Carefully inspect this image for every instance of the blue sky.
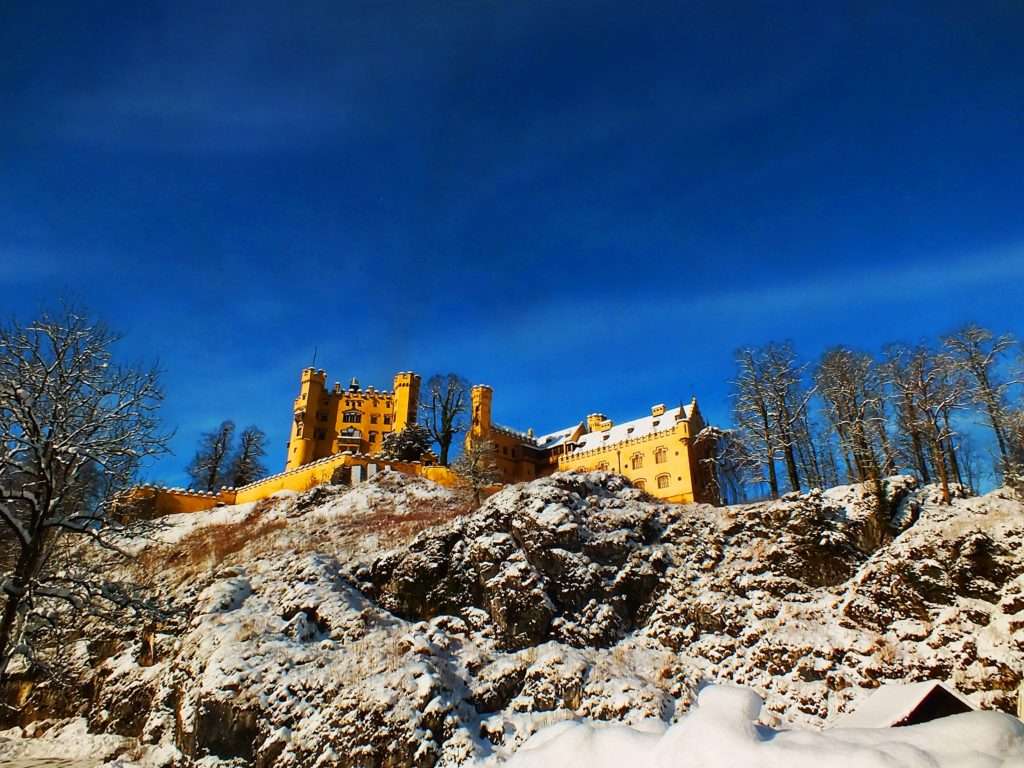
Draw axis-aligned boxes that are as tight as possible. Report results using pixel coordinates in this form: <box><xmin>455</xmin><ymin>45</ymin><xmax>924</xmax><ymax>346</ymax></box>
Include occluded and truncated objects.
<box><xmin>2</xmin><ymin>1</ymin><xmax>1023</xmax><ymax>485</ymax></box>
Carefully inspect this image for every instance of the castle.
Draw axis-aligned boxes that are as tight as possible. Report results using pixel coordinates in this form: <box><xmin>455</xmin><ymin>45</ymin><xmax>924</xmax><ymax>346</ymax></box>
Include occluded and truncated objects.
<box><xmin>282</xmin><ymin>369</ymin><xmax>716</xmax><ymax>504</ymax></box>
<box><xmin>129</xmin><ymin>367</ymin><xmax>716</xmax><ymax>516</ymax></box>
<box><xmin>285</xmin><ymin>368</ymin><xmax>421</xmax><ymax>470</ymax></box>
<box><xmin>465</xmin><ymin>385</ymin><xmax>716</xmax><ymax>504</ymax></box>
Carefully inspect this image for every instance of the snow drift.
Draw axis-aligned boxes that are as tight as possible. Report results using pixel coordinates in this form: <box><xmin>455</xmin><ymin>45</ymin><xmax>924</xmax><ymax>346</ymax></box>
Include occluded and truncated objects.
<box><xmin>498</xmin><ymin>685</ymin><xmax>1024</xmax><ymax>768</ymax></box>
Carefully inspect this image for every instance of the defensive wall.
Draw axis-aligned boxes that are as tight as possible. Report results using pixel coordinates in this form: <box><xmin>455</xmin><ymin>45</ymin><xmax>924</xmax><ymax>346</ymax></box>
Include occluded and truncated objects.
<box><xmin>125</xmin><ymin>451</ymin><xmax>458</xmax><ymax>517</ymax></box>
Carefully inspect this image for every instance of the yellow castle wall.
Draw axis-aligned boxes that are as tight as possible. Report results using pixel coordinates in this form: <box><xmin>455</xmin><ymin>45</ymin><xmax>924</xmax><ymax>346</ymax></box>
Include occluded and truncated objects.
<box><xmin>286</xmin><ymin>369</ymin><xmax>420</xmax><ymax>471</ymax></box>
<box><xmin>470</xmin><ymin>383</ymin><xmax>716</xmax><ymax>504</ymax></box>
<box><xmin>133</xmin><ymin>452</ymin><xmax>459</xmax><ymax>517</ymax></box>
<box><xmin>556</xmin><ymin>421</ymin><xmax>698</xmax><ymax>502</ymax></box>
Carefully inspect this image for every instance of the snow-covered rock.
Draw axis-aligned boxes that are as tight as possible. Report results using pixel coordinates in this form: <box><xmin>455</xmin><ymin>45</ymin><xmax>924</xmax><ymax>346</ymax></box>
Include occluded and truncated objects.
<box><xmin>2</xmin><ymin>470</ymin><xmax>1023</xmax><ymax>767</ymax></box>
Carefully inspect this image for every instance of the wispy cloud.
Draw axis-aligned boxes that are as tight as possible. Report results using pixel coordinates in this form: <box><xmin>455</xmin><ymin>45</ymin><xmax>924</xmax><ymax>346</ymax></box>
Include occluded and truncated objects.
<box><xmin>431</xmin><ymin>244</ymin><xmax>1024</xmax><ymax>364</ymax></box>
<box><xmin>687</xmin><ymin>244</ymin><xmax>1024</xmax><ymax>318</ymax></box>
<box><xmin>0</xmin><ymin>251</ymin><xmax>63</xmax><ymax>284</ymax></box>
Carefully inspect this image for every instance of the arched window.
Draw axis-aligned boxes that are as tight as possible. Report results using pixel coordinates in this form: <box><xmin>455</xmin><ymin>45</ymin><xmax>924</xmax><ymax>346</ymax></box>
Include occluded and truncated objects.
<box><xmin>343</xmin><ymin>410</ymin><xmax>361</xmax><ymax>423</ymax></box>
<box><xmin>655</xmin><ymin>446</ymin><xmax>668</xmax><ymax>464</ymax></box>
<box><xmin>657</xmin><ymin>474</ymin><xmax>670</xmax><ymax>489</ymax></box>
<box><xmin>635</xmin><ymin>479</ymin><xmax>646</xmax><ymax>491</ymax></box>
<box><xmin>596</xmin><ymin>461</ymin><xmax>609</xmax><ymax>471</ymax></box>
<box><xmin>631</xmin><ymin>453</ymin><xmax>643</xmax><ymax>470</ymax></box>
<box><xmin>340</xmin><ymin>427</ymin><xmax>361</xmax><ymax>438</ymax></box>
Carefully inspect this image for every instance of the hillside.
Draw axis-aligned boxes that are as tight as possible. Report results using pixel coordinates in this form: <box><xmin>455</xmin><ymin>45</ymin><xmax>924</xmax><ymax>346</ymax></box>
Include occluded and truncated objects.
<box><xmin>1</xmin><ymin>470</ymin><xmax>1023</xmax><ymax>767</ymax></box>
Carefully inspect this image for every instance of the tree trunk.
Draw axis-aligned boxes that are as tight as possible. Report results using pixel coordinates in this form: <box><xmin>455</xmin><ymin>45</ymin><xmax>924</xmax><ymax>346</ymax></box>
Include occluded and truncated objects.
<box><xmin>911</xmin><ymin>429</ymin><xmax>930</xmax><ymax>483</ymax></box>
<box><xmin>841</xmin><ymin>447</ymin><xmax>855</xmax><ymax>484</ymax></box>
<box><xmin>942</xmin><ymin>410</ymin><xmax>962</xmax><ymax>488</ymax></box>
<box><xmin>781</xmin><ymin>438</ymin><xmax>800</xmax><ymax>493</ymax></box>
<box><xmin>0</xmin><ymin>539</ymin><xmax>43</xmax><ymax>684</ymax></box>
<box><xmin>946</xmin><ymin>435</ymin><xmax>963</xmax><ymax>487</ymax></box>
<box><xmin>875</xmin><ymin>422</ymin><xmax>896</xmax><ymax>476</ymax></box>
<box><xmin>978</xmin><ymin>372</ymin><xmax>1009</xmax><ymax>463</ymax></box>
<box><xmin>758</xmin><ymin>406</ymin><xmax>778</xmax><ymax>498</ymax></box>
<box><xmin>930</xmin><ymin>436</ymin><xmax>951</xmax><ymax>504</ymax></box>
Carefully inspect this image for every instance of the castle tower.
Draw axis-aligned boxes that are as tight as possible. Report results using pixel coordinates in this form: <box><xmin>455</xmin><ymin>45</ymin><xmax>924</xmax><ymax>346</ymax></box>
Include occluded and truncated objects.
<box><xmin>285</xmin><ymin>367</ymin><xmax>326</xmax><ymax>471</ymax></box>
<box><xmin>392</xmin><ymin>372</ymin><xmax>421</xmax><ymax>432</ymax></box>
<box><xmin>470</xmin><ymin>384</ymin><xmax>493</xmax><ymax>439</ymax></box>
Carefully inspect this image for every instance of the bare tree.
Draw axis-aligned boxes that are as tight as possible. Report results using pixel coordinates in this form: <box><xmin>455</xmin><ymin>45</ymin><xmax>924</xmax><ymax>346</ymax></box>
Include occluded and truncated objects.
<box><xmin>694</xmin><ymin>426</ymin><xmax>754</xmax><ymax>505</ymax></box>
<box><xmin>943</xmin><ymin>325</ymin><xmax>1019</xmax><ymax>475</ymax></box>
<box><xmin>957</xmin><ymin>433</ymin><xmax>984</xmax><ymax>494</ymax></box>
<box><xmin>452</xmin><ymin>439</ymin><xmax>500</xmax><ymax>506</ymax></box>
<box><xmin>228</xmin><ymin>426</ymin><xmax>267</xmax><ymax>487</ymax></box>
<box><xmin>186</xmin><ymin>420</ymin><xmax>235</xmax><ymax>491</ymax></box>
<box><xmin>0</xmin><ymin>309</ymin><xmax>169</xmax><ymax>684</ymax></box>
<box><xmin>1005</xmin><ymin>409</ymin><xmax>1024</xmax><ymax>497</ymax></box>
<box><xmin>815</xmin><ymin>347</ymin><xmax>891</xmax><ymax>505</ymax></box>
<box><xmin>883</xmin><ymin>345</ymin><xmax>933</xmax><ymax>483</ymax></box>
<box><xmin>761</xmin><ymin>343</ymin><xmax>817</xmax><ymax>492</ymax></box>
<box><xmin>420</xmin><ymin>374</ymin><xmax>469</xmax><ymax>466</ymax></box>
<box><xmin>900</xmin><ymin>346</ymin><xmax>968</xmax><ymax>504</ymax></box>
<box><xmin>732</xmin><ymin>348</ymin><xmax>780</xmax><ymax>498</ymax></box>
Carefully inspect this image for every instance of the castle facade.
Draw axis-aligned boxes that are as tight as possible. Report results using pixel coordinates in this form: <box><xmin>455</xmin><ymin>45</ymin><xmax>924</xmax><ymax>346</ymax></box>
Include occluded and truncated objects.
<box><xmin>466</xmin><ymin>385</ymin><xmax>716</xmax><ymax>504</ymax></box>
<box><xmin>285</xmin><ymin>368</ymin><xmax>420</xmax><ymax>470</ymax></box>
<box><xmin>281</xmin><ymin>368</ymin><xmax>716</xmax><ymax>504</ymax></box>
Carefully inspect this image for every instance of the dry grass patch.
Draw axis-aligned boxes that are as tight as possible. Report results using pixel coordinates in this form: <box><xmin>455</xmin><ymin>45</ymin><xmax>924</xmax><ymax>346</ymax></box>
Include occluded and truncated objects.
<box><xmin>136</xmin><ymin>509</ymin><xmax>288</xmax><ymax>584</ymax></box>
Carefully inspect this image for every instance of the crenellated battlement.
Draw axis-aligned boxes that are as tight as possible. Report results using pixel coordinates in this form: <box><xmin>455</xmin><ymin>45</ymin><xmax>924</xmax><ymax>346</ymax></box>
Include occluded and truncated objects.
<box><xmin>126</xmin><ymin>448</ymin><xmax>457</xmax><ymax>517</ymax></box>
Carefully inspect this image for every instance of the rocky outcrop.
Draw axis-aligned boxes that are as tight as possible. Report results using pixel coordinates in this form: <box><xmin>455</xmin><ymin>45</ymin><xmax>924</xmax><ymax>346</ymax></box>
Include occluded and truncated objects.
<box><xmin>361</xmin><ymin>474</ymin><xmax>667</xmax><ymax>649</ymax></box>
<box><xmin>3</xmin><ymin>471</ymin><xmax>1022</xmax><ymax>766</ymax></box>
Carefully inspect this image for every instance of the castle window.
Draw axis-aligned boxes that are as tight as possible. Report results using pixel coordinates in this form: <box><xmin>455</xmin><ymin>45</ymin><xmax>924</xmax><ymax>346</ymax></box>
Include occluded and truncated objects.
<box><xmin>655</xmin><ymin>447</ymin><xmax>668</xmax><ymax>464</ymax></box>
<box><xmin>315</xmin><ymin>428</ymin><xmax>326</xmax><ymax>440</ymax></box>
<box><xmin>635</xmin><ymin>479</ymin><xmax>646</xmax><ymax>491</ymax></box>
<box><xmin>317</xmin><ymin>411</ymin><xmax>327</xmax><ymax>422</ymax></box>
<box><xmin>597</xmin><ymin>461</ymin><xmax>609</xmax><ymax>471</ymax></box>
<box><xmin>340</xmin><ymin>427</ymin><xmax>361</xmax><ymax>438</ymax></box>
<box><xmin>657</xmin><ymin>474</ymin><xmax>670</xmax><ymax>489</ymax></box>
<box><xmin>343</xmin><ymin>410</ymin><xmax>361</xmax><ymax>423</ymax></box>
<box><xmin>369</xmin><ymin>431</ymin><xmax>378</xmax><ymax>442</ymax></box>
<box><xmin>384</xmin><ymin>415</ymin><xmax>392</xmax><ymax>424</ymax></box>
<box><xmin>631</xmin><ymin>454</ymin><xmax>643</xmax><ymax>470</ymax></box>
<box><xmin>371</xmin><ymin>415</ymin><xmax>378</xmax><ymax>424</ymax></box>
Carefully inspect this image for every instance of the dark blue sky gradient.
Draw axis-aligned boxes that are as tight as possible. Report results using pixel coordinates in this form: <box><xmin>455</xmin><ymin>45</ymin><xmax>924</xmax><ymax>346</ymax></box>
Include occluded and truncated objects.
<box><xmin>2</xmin><ymin>2</ymin><xmax>1023</xmax><ymax>484</ymax></box>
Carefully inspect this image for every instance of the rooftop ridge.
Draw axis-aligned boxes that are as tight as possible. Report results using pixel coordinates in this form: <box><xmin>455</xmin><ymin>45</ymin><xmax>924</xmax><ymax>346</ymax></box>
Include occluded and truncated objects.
<box><xmin>563</xmin><ymin>423</ymin><xmax>684</xmax><ymax>460</ymax></box>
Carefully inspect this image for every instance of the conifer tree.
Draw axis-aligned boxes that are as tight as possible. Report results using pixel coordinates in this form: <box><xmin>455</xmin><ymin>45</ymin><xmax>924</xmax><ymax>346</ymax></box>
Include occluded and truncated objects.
<box><xmin>380</xmin><ymin>423</ymin><xmax>432</xmax><ymax>462</ymax></box>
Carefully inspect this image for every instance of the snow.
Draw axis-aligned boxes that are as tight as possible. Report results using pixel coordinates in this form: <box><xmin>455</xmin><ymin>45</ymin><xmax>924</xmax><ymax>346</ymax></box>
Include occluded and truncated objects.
<box><xmin>151</xmin><ymin>501</ymin><xmax>261</xmax><ymax>546</ymax></box>
<box><xmin>831</xmin><ymin>680</ymin><xmax>975</xmax><ymax>729</ymax></box>
<box><xmin>4</xmin><ymin>473</ymin><xmax>1024</xmax><ymax>767</ymax></box>
<box><xmin>482</xmin><ymin>684</ymin><xmax>1024</xmax><ymax>768</ymax></box>
<box><xmin>567</xmin><ymin>406</ymin><xmax>690</xmax><ymax>454</ymax></box>
<box><xmin>531</xmin><ymin>425</ymin><xmax>584</xmax><ymax>450</ymax></box>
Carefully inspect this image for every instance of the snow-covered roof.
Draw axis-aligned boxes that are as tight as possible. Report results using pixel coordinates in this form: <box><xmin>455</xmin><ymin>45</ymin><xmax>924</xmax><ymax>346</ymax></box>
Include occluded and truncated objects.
<box><xmin>566</xmin><ymin>405</ymin><xmax>691</xmax><ymax>454</ymax></box>
<box><xmin>832</xmin><ymin>681</ymin><xmax>975</xmax><ymax>729</ymax></box>
<box><xmin>532</xmin><ymin>424</ymin><xmax>583</xmax><ymax>450</ymax></box>
<box><xmin>493</xmin><ymin>423</ymin><xmax>533</xmax><ymax>441</ymax></box>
